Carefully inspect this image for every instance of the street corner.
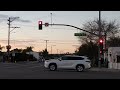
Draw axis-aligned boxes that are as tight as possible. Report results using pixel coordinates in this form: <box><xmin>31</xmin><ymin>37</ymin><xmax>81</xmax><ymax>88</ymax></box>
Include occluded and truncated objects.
<box><xmin>89</xmin><ymin>67</ymin><xmax>120</xmax><ymax>72</ymax></box>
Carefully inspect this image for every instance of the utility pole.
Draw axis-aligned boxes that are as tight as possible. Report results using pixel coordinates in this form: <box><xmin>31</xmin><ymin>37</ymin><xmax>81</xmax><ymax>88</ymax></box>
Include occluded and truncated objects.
<box><xmin>104</xmin><ymin>31</ymin><xmax>107</xmax><ymax>67</ymax></box>
<box><xmin>7</xmin><ymin>17</ymin><xmax>10</xmax><ymax>61</ymax></box>
<box><xmin>98</xmin><ymin>11</ymin><xmax>101</xmax><ymax>68</ymax></box>
<box><xmin>44</xmin><ymin>40</ymin><xmax>49</xmax><ymax>52</ymax></box>
<box><xmin>51</xmin><ymin>45</ymin><xmax>56</xmax><ymax>54</ymax></box>
<box><xmin>57</xmin><ymin>49</ymin><xmax>59</xmax><ymax>54</ymax></box>
<box><xmin>7</xmin><ymin>17</ymin><xmax>19</xmax><ymax>62</ymax></box>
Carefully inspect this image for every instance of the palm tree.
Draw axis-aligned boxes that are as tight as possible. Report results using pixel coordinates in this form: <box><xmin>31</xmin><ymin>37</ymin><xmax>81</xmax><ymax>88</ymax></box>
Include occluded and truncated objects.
<box><xmin>0</xmin><ymin>45</ymin><xmax>5</xmax><ymax>52</ymax></box>
<box><xmin>11</xmin><ymin>48</ymin><xmax>23</xmax><ymax>53</ymax></box>
<box><xmin>26</xmin><ymin>46</ymin><xmax>34</xmax><ymax>52</ymax></box>
<box><xmin>22</xmin><ymin>46</ymin><xmax>34</xmax><ymax>53</ymax></box>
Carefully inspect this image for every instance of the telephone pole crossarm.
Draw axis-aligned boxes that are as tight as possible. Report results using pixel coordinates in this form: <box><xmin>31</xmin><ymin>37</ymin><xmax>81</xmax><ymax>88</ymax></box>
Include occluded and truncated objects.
<box><xmin>10</xmin><ymin>27</ymin><xmax>20</xmax><ymax>32</ymax></box>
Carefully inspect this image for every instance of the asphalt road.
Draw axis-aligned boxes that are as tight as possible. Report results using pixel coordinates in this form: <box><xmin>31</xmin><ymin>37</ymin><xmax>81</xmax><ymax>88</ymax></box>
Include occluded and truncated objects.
<box><xmin>0</xmin><ymin>61</ymin><xmax>120</xmax><ymax>79</ymax></box>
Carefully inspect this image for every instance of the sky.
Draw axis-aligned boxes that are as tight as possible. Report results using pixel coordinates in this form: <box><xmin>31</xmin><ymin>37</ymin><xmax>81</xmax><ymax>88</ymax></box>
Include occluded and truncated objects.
<box><xmin>0</xmin><ymin>11</ymin><xmax>120</xmax><ymax>54</ymax></box>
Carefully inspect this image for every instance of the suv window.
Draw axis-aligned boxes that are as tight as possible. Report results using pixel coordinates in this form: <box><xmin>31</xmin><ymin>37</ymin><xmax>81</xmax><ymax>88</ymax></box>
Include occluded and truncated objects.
<box><xmin>61</xmin><ymin>56</ymin><xmax>84</xmax><ymax>60</ymax></box>
<box><xmin>62</xmin><ymin>56</ymin><xmax>68</xmax><ymax>60</ymax></box>
<box><xmin>73</xmin><ymin>57</ymin><xmax>84</xmax><ymax>60</ymax></box>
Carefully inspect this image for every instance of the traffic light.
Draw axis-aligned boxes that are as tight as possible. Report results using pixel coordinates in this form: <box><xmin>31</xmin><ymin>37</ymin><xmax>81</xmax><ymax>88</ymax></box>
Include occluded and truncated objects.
<box><xmin>99</xmin><ymin>38</ymin><xmax>103</xmax><ymax>54</ymax></box>
<box><xmin>38</xmin><ymin>21</ymin><xmax>42</xmax><ymax>30</ymax></box>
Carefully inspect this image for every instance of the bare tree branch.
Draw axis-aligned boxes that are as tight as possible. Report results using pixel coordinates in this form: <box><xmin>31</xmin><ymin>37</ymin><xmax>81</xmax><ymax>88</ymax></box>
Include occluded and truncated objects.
<box><xmin>78</xmin><ymin>18</ymin><xmax>120</xmax><ymax>44</ymax></box>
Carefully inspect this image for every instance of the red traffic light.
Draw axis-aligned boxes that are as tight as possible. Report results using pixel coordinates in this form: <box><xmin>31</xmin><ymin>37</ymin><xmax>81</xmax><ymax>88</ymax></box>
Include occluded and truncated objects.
<box><xmin>100</xmin><ymin>50</ymin><xmax>102</xmax><ymax>54</ymax></box>
<box><xmin>38</xmin><ymin>21</ymin><xmax>42</xmax><ymax>25</ymax></box>
<box><xmin>99</xmin><ymin>39</ymin><xmax>103</xmax><ymax>43</ymax></box>
<box><xmin>38</xmin><ymin>21</ymin><xmax>42</xmax><ymax>30</ymax></box>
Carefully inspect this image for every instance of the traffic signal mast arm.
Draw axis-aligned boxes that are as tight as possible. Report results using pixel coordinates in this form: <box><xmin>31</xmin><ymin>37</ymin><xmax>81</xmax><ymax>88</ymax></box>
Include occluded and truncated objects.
<box><xmin>43</xmin><ymin>23</ymin><xmax>99</xmax><ymax>37</ymax></box>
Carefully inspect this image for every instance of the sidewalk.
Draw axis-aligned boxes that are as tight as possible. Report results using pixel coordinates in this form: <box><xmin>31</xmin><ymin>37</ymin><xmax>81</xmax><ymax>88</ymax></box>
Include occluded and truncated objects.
<box><xmin>89</xmin><ymin>67</ymin><xmax>120</xmax><ymax>72</ymax></box>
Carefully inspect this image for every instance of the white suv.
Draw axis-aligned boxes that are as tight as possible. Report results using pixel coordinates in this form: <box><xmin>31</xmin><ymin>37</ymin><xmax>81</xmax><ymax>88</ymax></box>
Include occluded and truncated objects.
<box><xmin>44</xmin><ymin>55</ymin><xmax>91</xmax><ymax>72</ymax></box>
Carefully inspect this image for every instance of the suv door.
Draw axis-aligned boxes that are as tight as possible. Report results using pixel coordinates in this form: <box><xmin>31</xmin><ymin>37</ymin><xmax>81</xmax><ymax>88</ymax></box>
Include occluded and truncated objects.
<box><xmin>58</xmin><ymin>56</ymin><xmax>73</xmax><ymax>68</ymax></box>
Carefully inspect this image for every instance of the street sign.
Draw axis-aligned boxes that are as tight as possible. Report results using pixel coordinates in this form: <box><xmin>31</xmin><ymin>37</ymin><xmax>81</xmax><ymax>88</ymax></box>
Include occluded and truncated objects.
<box><xmin>45</xmin><ymin>23</ymin><xmax>49</xmax><ymax>27</ymax></box>
<box><xmin>74</xmin><ymin>33</ymin><xmax>87</xmax><ymax>36</ymax></box>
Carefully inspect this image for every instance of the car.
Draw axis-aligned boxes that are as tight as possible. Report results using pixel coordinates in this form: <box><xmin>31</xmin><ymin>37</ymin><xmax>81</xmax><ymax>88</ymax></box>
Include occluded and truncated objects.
<box><xmin>44</xmin><ymin>55</ymin><xmax>91</xmax><ymax>72</ymax></box>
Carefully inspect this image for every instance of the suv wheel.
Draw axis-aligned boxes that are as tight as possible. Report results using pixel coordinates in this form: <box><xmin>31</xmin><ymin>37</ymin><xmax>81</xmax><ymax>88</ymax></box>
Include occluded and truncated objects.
<box><xmin>76</xmin><ymin>65</ymin><xmax>84</xmax><ymax>72</ymax></box>
<box><xmin>49</xmin><ymin>64</ymin><xmax>57</xmax><ymax>71</ymax></box>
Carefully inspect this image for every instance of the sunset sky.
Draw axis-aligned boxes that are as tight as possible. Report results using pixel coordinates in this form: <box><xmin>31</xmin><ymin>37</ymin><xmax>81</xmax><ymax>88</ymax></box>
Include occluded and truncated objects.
<box><xmin>0</xmin><ymin>11</ymin><xmax>120</xmax><ymax>54</ymax></box>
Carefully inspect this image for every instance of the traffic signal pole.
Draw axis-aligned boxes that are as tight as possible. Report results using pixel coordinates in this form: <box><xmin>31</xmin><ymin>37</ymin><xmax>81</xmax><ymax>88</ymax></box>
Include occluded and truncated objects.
<box><xmin>42</xmin><ymin>14</ymin><xmax>102</xmax><ymax>68</ymax></box>
<box><xmin>104</xmin><ymin>32</ymin><xmax>107</xmax><ymax>67</ymax></box>
<box><xmin>43</xmin><ymin>23</ymin><xmax>99</xmax><ymax>36</ymax></box>
<box><xmin>98</xmin><ymin>11</ymin><xmax>101</xmax><ymax>68</ymax></box>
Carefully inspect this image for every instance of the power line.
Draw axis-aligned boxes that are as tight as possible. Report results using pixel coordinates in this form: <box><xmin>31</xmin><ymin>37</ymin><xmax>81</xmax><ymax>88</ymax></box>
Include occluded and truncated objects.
<box><xmin>0</xmin><ymin>39</ymin><xmax>80</xmax><ymax>45</ymax></box>
<box><xmin>48</xmin><ymin>41</ymin><xmax>80</xmax><ymax>44</ymax></box>
<box><xmin>38</xmin><ymin>41</ymin><xmax>80</xmax><ymax>45</ymax></box>
<box><xmin>39</xmin><ymin>39</ymin><xmax>79</xmax><ymax>42</ymax></box>
<box><xmin>46</xmin><ymin>39</ymin><xmax>79</xmax><ymax>42</ymax></box>
<box><xmin>39</xmin><ymin>39</ymin><xmax>80</xmax><ymax>43</ymax></box>
<box><xmin>12</xmin><ymin>23</ymin><xmax>36</xmax><ymax>27</ymax></box>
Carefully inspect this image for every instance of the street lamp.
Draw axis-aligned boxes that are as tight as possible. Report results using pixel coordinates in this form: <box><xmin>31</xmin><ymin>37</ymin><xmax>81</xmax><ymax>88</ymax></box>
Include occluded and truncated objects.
<box><xmin>51</xmin><ymin>45</ymin><xmax>56</xmax><ymax>54</ymax></box>
<box><xmin>98</xmin><ymin>11</ymin><xmax>102</xmax><ymax>68</ymax></box>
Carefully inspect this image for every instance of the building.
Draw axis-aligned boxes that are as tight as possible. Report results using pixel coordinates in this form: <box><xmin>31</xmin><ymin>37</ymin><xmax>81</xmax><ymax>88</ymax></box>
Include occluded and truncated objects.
<box><xmin>26</xmin><ymin>51</ymin><xmax>40</xmax><ymax>60</ymax></box>
<box><xmin>108</xmin><ymin>47</ymin><xmax>120</xmax><ymax>69</ymax></box>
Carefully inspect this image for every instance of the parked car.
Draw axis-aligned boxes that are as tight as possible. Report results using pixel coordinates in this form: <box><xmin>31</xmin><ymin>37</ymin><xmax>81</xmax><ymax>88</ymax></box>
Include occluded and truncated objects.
<box><xmin>44</xmin><ymin>55</ymin><xmax>91</xmax><ymax>72</ymax></box>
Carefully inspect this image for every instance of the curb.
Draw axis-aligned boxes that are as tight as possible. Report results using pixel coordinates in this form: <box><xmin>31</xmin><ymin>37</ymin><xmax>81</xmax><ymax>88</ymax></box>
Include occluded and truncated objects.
<box><xmin>89</xmin><ymin>68</ymin><xmax>120</xmax><ymax>72</ymax></box>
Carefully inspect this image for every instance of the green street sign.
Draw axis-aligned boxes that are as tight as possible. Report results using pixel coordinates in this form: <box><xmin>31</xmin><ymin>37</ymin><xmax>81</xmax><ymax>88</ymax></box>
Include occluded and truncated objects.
<box><xmin>74</xmin><ymin>33</ymin><xmax>87</xmax><ymax>36</ymax></box>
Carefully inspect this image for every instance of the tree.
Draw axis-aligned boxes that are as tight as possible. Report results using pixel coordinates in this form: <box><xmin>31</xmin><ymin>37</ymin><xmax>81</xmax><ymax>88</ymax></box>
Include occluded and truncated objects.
<box><xmin>75</xmin><ymin>41</ymin><xmax>98</xmax><ymax>66</ymax></box>
<box><xmin>11</xmin><ymin>48</ymin><xmax>23</xmax><ymax>53</ymax></box>
<box><xmin>22</xmin><ymin>46</ymin><xmax>34</xmax><ymax>53</ymax></box>
<box><xmin>0</xmin><ymin>45</ymin><xmax>5</xmax><ymax>52</ymax></box>
<box><xmin>75</xmin><ymin>19</ymin><xmax>119</xmax><ymax>67</ymax></box>
<box><xmin>0</xmin><ymin>45</ymin><xmax>5</xmax><ymax>56</ymax></box>
<box><xmin>78</xmin><ymin>19</ymin><xmax>120</xmax><ymax>43</ymax></box>
<box><xmin>107</xmin><ymin>36</ymin><xmax>120</xmax><ymax>47</ymax></box>
<box><xmin>42</xmin><ymin>49</ymin><xmax>49</xmax><ymax>59</ymax></box>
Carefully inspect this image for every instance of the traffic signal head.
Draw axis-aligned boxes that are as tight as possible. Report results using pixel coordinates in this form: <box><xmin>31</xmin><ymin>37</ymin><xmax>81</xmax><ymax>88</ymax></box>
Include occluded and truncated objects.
<box><xmin>38</xmin><ymin>21</ymin><xmax>42</xmax><ymax>30</ymax></box>
<box><xmin>99</xmin><ymin>39</ymin><xmax>103</xmax><ymax>43</ymax></box>
<box><xmin>100</xmin><ymin>50</ymin><xmax>103</xmax><ymax>54</ymax></box>
<box><xmin>99</xmin><ymin>38</ymin><xmax>104</xmax><ymax>54</ymax></box>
